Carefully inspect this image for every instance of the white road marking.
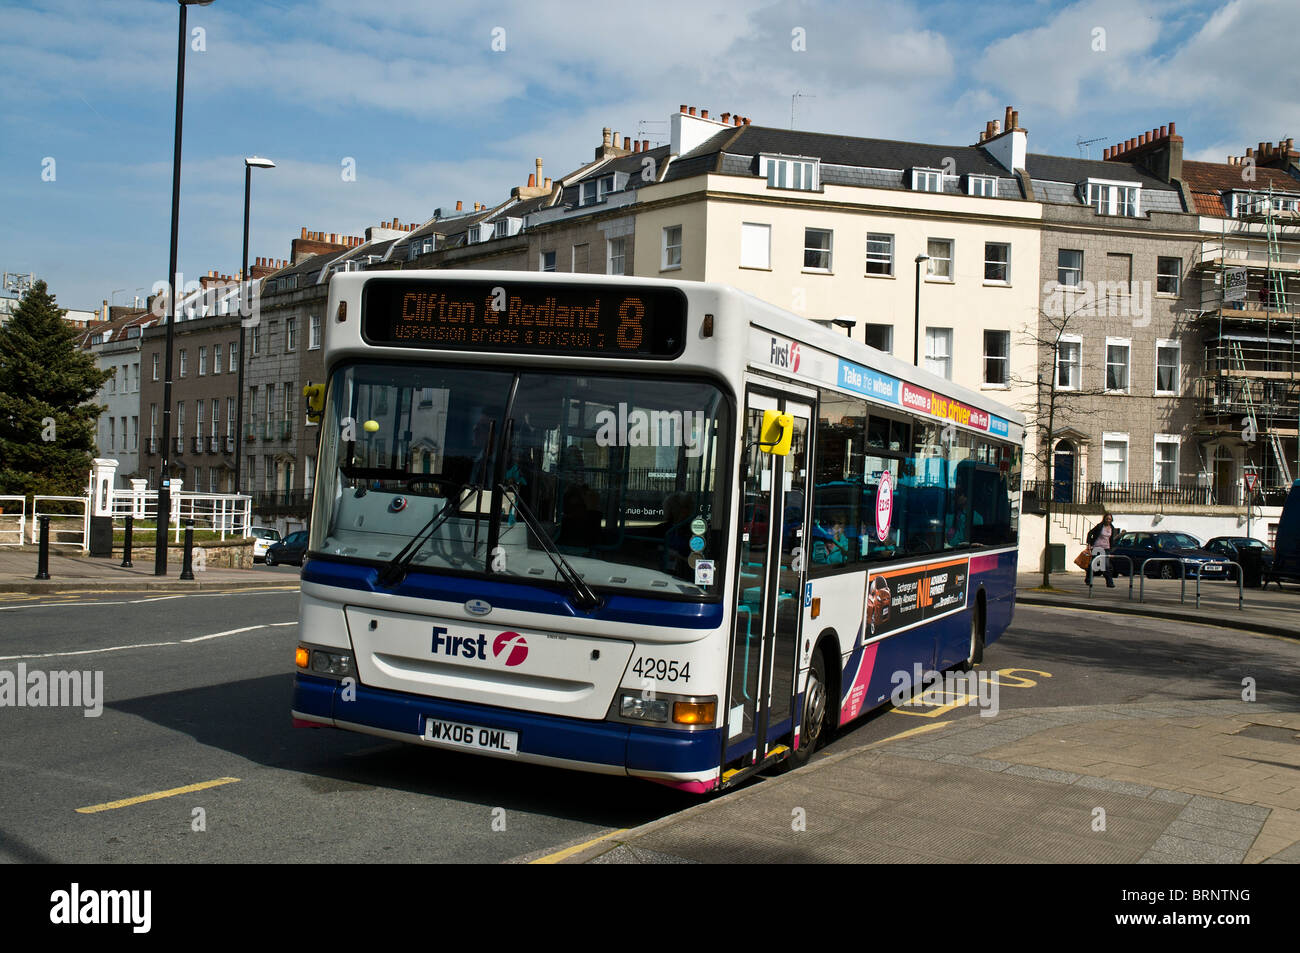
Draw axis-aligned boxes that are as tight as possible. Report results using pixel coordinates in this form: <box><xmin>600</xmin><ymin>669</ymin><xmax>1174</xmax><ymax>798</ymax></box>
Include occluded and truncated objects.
<box><xmin>0</xmin><ymin>622</ymin><xmax>296</xmax><ymax>661</ymax></box>
<box><xmin>0</xmin><ymin>588</ymin><xmax>293</xmax><ymax>611</ymax></box>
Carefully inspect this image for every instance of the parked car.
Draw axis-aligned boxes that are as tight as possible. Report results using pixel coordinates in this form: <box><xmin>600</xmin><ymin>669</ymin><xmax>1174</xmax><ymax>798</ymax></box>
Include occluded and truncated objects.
<box><xmin>264</xmin><ymin>530</ymin><xmax>308</xmax><ymax>567</ymax></box>
<box><xmin>1108</xmin><ymin>531</ymin><xmax>1232</xmax><ymax>579</ymax></box>
<box><xmin>248</xmin><ymin>526</ymin><xmax>281</xmax><ymax>563</ymax></box>
<box><xmin>1204</xmin><ymin>536</ymin><xmax>1275</xmax><ymax>581</ymax></box>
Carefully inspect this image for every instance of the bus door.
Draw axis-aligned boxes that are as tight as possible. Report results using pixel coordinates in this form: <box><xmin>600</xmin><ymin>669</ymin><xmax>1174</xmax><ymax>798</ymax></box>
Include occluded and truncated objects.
<box><xmin>726</xmin><ymin>389</ymin><xmax>812</xmax><ymax>773</ymax></box>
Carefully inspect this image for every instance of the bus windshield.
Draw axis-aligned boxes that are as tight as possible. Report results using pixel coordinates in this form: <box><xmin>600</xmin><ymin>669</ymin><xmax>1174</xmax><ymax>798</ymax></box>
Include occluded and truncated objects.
<box><xmin>310</xmin><ymin>361</ymin><xmax>732</xmax><ymax>600</ymax></box>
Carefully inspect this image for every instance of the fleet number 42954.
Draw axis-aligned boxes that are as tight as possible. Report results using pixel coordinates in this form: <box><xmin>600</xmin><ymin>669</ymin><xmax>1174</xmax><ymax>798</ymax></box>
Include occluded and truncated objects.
<box><xmin>631</xmin><ymin>657</ymin><xmax>691</xmax><ymax>682</ymax></box>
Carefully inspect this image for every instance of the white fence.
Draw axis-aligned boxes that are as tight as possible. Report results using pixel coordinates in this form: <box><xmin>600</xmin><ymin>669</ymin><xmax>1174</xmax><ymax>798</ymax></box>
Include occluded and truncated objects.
<box><xmin>30</xmin><ymin>496</ymin><xmax>90</xmax><ymax>549</ymax></box>
<box><xmin>6</xmin><ymin>489</ymin><xmax>251</xmax><ymax>552</ymax></box>
<box><xmin>0</xmin><ymin>495</ymin><xmax>26</xmax><ymax>547</ymax></box>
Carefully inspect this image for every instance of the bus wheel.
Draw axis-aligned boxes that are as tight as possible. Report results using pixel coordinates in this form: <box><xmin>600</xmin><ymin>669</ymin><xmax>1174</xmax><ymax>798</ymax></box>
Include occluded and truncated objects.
<box><xmin>787</xmin><ymin>651</ymin><xmax>828</xmax><ymax>769</ymax></box>
<box><xmin>961</xmin><ymin>602</ymin><xmax>985</xmax><ymax>671</ymax></box>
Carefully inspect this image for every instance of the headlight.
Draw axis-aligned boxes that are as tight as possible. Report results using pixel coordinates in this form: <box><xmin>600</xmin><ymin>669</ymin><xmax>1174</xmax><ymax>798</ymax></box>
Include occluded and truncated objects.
<box><xmin>619</xmin><ymin>693</ymin><xmax>669</xmax><ymax>722</ymax></box>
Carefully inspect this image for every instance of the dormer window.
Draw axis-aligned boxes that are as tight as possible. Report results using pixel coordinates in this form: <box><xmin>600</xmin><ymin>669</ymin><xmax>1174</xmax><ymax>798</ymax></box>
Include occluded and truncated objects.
<box><xmin>967</xmin><ymin>175</ymin><xmax>998</xmax><ymax>197</ymax></box>
<box><xmin>493</xmin><ymin>217</ymin><xmax>523</xmax><ymax>238</ymax></box>
<box><xmin>580</xmin><ymin>181</ymin><xmax>598</xmax><ymax>206</ymax></box>
<box><xmin>760</xmin><ymin>154</ymin><xmax>819</xmax><ymax>191</ymax></box>
<box><xmin>1229</xmin><ymin>191</ymin><xmax>1300</xmax><ymax>217</ymax></box>
<box><xmin>912</xmin><ymin>168</ymin><xmax>948</xmax><ymax>193</ymax></box>
<box><xmin>1085</xmin><ymin>179</ymin><xmax>1140</xmax><ymax>216</ymax></box>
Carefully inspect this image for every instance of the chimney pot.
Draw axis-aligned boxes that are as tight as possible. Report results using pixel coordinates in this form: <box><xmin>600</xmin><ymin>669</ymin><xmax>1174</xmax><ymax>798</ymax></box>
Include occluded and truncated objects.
<box><xmin>1247</xmin><ymin>147</ymin><xmax>1254</xmax><ymax>157</ymax></box>
<box><xmin>1011</xmin><ymin>110</ymin><xmax>1018</xmax><ymax>129</ymax></box>
<box><xmin>688</xmin><ymin>106</ymin><xmax>696</xmax><ymax>116</ymax></box>
<box><xmin>642</xmin><ymin>138</ymin><xmax>649</xmax><ymax>151</ymax></box>
<box><xmin>701</xmin><ymin>109</ymin><xmax>708</xmax><ymax>119</ymax></box>
<box><xmin>721</xmin><ymin>112</ymin><xmax>730</xmax><ymax>123</ymax></box>
<box><xmin>1103</xmin><ymin>147</ymin><xmax>1110</xmax><ymax>159</ymax></box>
<box><xmin>1160</xmin><ymin>124</ymin><xmax>1167</xmax><ymax>138</ymax></box>
<box><xmin>602</xmin><ymin>127</ymin><xmax>612</xmax><ymax>147</ymax></box>
<box><xmin>528</xmin><ymin>173</ymin><xmax>536</xmax><ymax>187</ymax></box>
<box><xmin>1004</xmin><ymin>105</ymin><xmax>1013</xmax><ymax>129</ymax></box>
<box><xmin>680</xmin><ymin>104</ymin><xmax>688</xmax><ymax>113</ymax></box>
<box><xmin>992</xmin><ymin>119</ymin><xmax>1000</xmax><ymax>135</ymax></box>
<box><xmin>1140</xmin><ymin>132</ymin><xmax>1148</xmax><ymax>145</ymax></box>
<box><xmin>536</xmin><ymin>157</ymin><xmax>544</xmax><ymax>184</ymax></box>
<box><xmin>613</xmin><ymin>132</ymin><xmax>622</xmax><ymax>148</ymax></box>
<box><xmin>456</xmin><ymin>200</ymin><xmax>463</xmax><ymax>211</ymax></box>
<box><xmin>544</xmin><ymin>177</ymin><xmax>552</xmax><ymax>188</ymax></box>
<box><xmin>741</xmin><ymin>118</ymin><xmax>749</xmax><ymax>126</ymax></box>
<box><xmin>1168</xmin><ymin>121</ymin><xmax>1176</xmax><ymax>136</ymax></box>
<box><xmin>301</xmin><ymin>227</ymin><xmax>307</xmax><ymax>238</ymax></box>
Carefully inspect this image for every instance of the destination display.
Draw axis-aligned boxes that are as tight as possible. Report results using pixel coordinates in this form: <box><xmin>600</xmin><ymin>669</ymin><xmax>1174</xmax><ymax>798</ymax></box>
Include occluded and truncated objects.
<box><xmin>362</xmin><ymin>279</ymin><xmax>688</xmax><ymax>358</ymax></box>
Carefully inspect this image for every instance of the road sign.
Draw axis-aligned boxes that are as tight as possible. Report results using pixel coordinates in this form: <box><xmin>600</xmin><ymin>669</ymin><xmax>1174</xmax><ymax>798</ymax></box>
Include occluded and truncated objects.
<box><xmin>1244</xmin><ymin>472</ymin><xmax>1258</xmax><ymax>494</ymax></box>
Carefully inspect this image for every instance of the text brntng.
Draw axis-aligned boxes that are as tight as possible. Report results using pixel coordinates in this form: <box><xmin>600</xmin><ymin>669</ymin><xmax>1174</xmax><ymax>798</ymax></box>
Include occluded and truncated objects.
<box><xmin>0</xmin><ymin>664</ymin><xmax>104</xmax><ymax>717</ymax></box>
<box><xmin>594</xmin><ymin>404</ymin><xmax>707</xmax><ymax>458</ymax></box>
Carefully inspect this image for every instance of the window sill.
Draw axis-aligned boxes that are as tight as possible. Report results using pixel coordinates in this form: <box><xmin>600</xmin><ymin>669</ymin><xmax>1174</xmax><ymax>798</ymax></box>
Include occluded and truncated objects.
<box><xmin>739</xmin><ymin>265</ymin><xmax>773</xmax><ymax>272</ymax></box>
<box><xmin>864</xmin><ymin>271</ymin><xmax>895</xmax><ymax>279</ymax></box>
<box><xmin>801</xmin><ymin>269</ymin><xmax>833</xmax><ymax>276</ymax></box>
<box><xmin>982</xmin><ymin>280</ymin><xmax>1011</xmax><ymax>288</ymax></box>
<box><xmin>924</xmin><ymin>277</ymin><xmax>954</xmax><ymax>284</ymax></box>
<box><xmin>660</xmin><ymin>265</ymin><xmax>682</xmax><ymax>273</ymax></box>
<box><xmin>1154</xmin><ymin>390</ymin><xmax>1178</xmax><ymax>397</ymax></box>
<box><xmin>1155</xmin><ymin>292</ymin><xmax>1179</xmax><ymax>299</ymax></box>
<box><xmin>980</xmin><ymin>383</ymin><xmax>1010</xmax><ymax>390</ymax></box>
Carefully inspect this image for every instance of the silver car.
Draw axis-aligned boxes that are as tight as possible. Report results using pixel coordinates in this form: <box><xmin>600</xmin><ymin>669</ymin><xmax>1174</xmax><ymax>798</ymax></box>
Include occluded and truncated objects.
<box><xmin>248</xmin><ymin>526</ymin><xmax>281</xmax><ymax>563</ymax></box>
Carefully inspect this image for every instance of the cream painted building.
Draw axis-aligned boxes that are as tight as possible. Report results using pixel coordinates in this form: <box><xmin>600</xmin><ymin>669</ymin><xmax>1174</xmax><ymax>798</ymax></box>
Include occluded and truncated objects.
<box><xmin>630</xmin><ymin>108</ymin><xmax>1043</xmax><ymax>452</ymax></box>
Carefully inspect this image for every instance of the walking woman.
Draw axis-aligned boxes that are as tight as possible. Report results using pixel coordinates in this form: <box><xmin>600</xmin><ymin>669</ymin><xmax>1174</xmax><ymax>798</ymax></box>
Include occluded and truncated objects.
<box><xmin>1085</xmin><ymin>512</ymin><xmax>1117</xmax><ymax>587</ymax></box>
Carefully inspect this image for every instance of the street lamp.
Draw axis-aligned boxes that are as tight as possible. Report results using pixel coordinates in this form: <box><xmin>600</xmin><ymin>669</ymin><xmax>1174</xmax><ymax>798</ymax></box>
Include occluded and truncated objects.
<box><xmin>154</xmin><ymin>0</ymin><xmax>216</xmax><ymax>576</ymax></box>
<box><xmin>234</xmin><ymin>155</ymin><xmax>275</xmax><ymax>497</ymax></box>
<box><xmin>913</xmin><ymin>253</ymin><xmax>930</xmax><ymax>367</ymax></box>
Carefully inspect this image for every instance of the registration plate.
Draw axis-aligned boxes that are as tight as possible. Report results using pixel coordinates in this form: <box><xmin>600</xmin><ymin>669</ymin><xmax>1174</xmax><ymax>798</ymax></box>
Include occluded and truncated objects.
<box><xmin>1202</xmin><ymin>564</ymin><xmax>1224</xmax><ymax>572</ymax></box>
<box><xmin>422</xmin><ymin>717</ymin><xmax>518</xmax><ymax>756</ymax></box>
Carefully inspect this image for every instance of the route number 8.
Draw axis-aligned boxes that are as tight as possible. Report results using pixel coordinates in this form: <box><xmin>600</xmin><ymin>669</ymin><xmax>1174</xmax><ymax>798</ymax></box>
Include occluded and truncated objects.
<box><xmin>617</xmin><ymin>298</ymin><xmax>644</xmax><ymax>349</ymax></box>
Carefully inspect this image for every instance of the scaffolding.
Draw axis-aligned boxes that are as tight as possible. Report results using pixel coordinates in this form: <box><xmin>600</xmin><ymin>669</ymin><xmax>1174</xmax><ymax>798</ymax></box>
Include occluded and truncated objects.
<box><xmin>1194</xmin><ymin>183</ymin><xmax>1300</xmax><ymax>494</ymax></box>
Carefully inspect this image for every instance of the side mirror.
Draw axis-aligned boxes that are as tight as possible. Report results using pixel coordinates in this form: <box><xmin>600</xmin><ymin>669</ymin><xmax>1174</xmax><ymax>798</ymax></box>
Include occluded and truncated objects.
<box><xmin>303</xmin><ymin>383</ymin><xmax>325</xmax><ymax>423</ymax></box>
<box><xmin>759</xmin><ymin>410</ymin><xmax>793</xmax><ymax>456</ymax></box>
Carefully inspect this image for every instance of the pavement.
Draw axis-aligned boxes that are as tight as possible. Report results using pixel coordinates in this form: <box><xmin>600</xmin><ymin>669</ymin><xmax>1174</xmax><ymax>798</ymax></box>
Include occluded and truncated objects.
<box><xmin>0</xmin><ymin>546</ymin><xmax>290</xmax><ymax>593</ymax></box>
<box><xmin>1014</xmin><ymin>571</ymin><xmax>1300</xmax><ymax>640</ymax></box>
<box><xmin>564</xmin><ymin>700</ymin><xmax>1300</xmax><ymax>865</ymax></box>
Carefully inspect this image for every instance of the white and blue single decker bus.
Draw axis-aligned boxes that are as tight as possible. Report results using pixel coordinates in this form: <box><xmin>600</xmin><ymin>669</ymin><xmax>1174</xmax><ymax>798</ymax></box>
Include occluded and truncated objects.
<box><xmin>293</xmin><ymin>271</ymin><xmax>1024</xmax><ymax>793</ymax></box>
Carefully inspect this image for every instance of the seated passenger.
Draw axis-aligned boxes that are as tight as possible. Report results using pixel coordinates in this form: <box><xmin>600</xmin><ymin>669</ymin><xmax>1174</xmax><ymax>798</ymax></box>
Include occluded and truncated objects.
<box><xmin>812</xmin><ymin>512</ymin><xmax>851</xmax><ymax>565</ymax></box>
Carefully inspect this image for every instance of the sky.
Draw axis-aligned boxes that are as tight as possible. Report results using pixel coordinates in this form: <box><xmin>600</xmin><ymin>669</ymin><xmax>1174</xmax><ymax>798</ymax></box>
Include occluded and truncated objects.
<box><xmin>2</xmin><ymin>0</ymin><xmax>1298</xmax><ymax>310</ymax></box>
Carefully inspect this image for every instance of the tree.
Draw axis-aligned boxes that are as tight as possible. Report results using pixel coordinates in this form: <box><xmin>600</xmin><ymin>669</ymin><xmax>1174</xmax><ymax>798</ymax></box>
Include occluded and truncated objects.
<box><xmin>0</xmin><ymin>281</ymin><xmax>110</xmax><ymax>497</ymax></box>
<box><xmin>1014</xmin><ymin>296</ymin><xmax>1109</xmax><ymax>588</ymax></box>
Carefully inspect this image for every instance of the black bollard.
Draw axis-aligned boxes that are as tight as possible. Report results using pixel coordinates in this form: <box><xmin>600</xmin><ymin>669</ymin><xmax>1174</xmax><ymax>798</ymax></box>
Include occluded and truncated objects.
<box><xmin>121</xmin><ymin>514</ymin><xmax>134</xmax><ymax>568</ymax></box>
<box><xmin>179</xmin><ymin>519</ymin><xmax>195</xmax><ymax>581</ymax></box>
<box><xmin>35</xmin><ymin>515</ymin><xmax>51</xmax><ymax>580</ymax></box>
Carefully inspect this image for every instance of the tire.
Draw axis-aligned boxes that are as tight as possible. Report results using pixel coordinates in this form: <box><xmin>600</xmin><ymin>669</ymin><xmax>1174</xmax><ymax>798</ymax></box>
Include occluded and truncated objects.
<box><xmin>788</xmin><ymin>650</ymin><xmax>828</xmax><ymax>769</ymax></box>
<box><xmin>960</xmin><ymin>603</ymin><xmax>985</xmax><ymax>672</ymax></box>
<box><xmin>264</xmin><ymin>552</ymin><xmax>276</xmax><ymax>567</ymax></box>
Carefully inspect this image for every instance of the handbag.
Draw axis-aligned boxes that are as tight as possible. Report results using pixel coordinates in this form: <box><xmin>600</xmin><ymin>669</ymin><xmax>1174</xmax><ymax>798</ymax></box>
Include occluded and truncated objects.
<box><xmin>1074</xmin><ymin>548</ymin><xmax>1093</xmax><ymax>571</ymax></box>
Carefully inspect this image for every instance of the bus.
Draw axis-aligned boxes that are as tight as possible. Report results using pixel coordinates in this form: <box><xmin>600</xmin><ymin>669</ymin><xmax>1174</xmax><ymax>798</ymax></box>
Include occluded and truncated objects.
<box><xmin>291</xmin><ymin>271</ymin><xmax>1024</xmax><ymax>793</ymax></box>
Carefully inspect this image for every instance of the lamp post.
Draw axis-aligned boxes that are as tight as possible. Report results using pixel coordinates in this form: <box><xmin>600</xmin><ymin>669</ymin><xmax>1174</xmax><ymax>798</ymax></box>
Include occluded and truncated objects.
<box><xmin>234</xmin><ymin>155</ymin><xmax>275</xmax><ymax>497</ymax></box>
<box><xmin>913</xmin><ymin>253</ymin><xmax>930</xmax><ymax>367</ymax></box>
<box><xmin>155</xmin><ymin>0</ymin><xmax>216</xmax><ymax>576</ymax></box>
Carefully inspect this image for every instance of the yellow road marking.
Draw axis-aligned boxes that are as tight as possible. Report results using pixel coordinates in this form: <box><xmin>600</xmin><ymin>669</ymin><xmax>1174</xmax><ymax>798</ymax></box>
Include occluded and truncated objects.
<box><xmin>76</xmin><ymin>777</ymin><xmax>240</xmax><ymax>814</ymax></box>
<box><xmin>891</xmin><ymin>692</ymin><xmax>978</xmax><ymax>717</ymax></box>
<box><xmin>530</xmin><ymin>828</ymin><xmax>628</xmax><ymax>864</ymax></box>
<box><xmin>868</xmin><ymin>720</ymin><xmax>953</xmax><ymax>747</ymax></box>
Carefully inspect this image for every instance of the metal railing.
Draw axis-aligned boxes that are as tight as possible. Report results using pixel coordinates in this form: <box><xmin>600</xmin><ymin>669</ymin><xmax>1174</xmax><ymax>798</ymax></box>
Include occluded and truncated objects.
<box><xmin>1084</xmin><ymin>553</ymin><xmax>1134</xmax><ymax>600</ymax></box>
<box><xmin>29</xmin><ymin>496</ymin><xmax>89</xmax><ymax>551</ymax></box>
<box><xmin>1024</xmin><ymin>479</ymin><xmax>1222</xmax><ymax>507</ymax></box>
<box><xmin>0</xmin><ymin>495</ymin><xmax>26</xmax><ymax>547</ymax></box>
<box><xmin>1136</xmin><ymin>557</ymin><xmax>1243</xmax><ymax>610</ymax></box>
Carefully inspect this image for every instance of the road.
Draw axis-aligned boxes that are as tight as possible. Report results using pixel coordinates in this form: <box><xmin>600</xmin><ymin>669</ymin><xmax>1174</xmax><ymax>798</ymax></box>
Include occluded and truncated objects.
<box><xmin>1</xmin><ymin>585</ymin><xmax>1297</xmax><ymax>863</ymax></box>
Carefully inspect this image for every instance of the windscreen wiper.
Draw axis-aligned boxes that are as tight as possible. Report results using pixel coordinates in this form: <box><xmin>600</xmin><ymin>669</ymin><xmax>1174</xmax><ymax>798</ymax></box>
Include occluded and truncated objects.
<box><xmin>497</xmin><ymin>481</ymin><xmax>602</xmax><ymax>612</ymax></box>
<box><xmin>377</xmin><ymin>484</ymin><xmax>477</xmax><ymax>587</ymax></box>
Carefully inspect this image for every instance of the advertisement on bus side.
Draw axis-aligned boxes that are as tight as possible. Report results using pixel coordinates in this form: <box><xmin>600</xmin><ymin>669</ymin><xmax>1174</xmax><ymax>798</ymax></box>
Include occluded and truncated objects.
<box><xmin>865</xmin><ymin>556</ymin><xmax>969</xmax><ymax>640</ymax></box>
